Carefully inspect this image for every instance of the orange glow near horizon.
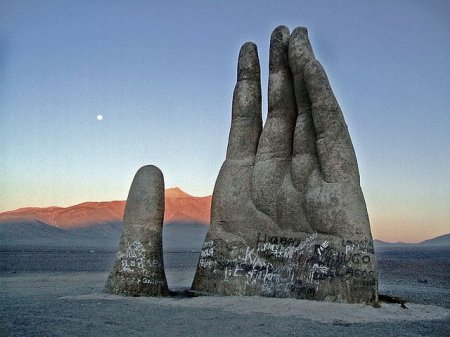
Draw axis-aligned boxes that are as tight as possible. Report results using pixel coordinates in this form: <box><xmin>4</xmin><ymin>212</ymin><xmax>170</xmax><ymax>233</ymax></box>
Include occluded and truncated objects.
<box><xmin>370</xmin><ymin>213</ymin><xmax>449</xmax><ymax>243</ymax></box>
<box><xmin>1</xmin><ymin>186</ymin><xmax>449</xmax><ymax>243</ymax></box>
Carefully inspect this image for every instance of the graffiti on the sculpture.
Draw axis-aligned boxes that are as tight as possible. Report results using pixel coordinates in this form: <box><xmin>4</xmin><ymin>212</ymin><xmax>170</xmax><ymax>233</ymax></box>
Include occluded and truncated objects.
<box><xmin>255</xmin><ymin>232</ymin><xmax>318</xmax><ymax>246</ymax></box>
<box><xmin>199</xmin><ymin>258</ymin><xmax>215</xmax><ymax>268</ymax></box>
<box><xmin>198</xmin><ymin>232</ymin><xmax>376</xmax><ymax>297</ymax></box>
<box><xmin>203</xmin><ymin>240</ymin><xmax>214</xmax><ymax>249</ymax></box>
<box><xmin>120</xmin><ymin>276</ymin><xmax>165</xmax><ymax>286</ymax></box>
<box><xmin>117</xmin><ymin>240</ymin><xmax>164</xmax><ymax>286</ymax></box>
<box><xmin>142</xmin><ymin>277</ymin><xmax>166</xmax><ymax>285</ymax></box>
<box><xmin>341</xmin><ymin>238</ymin><xmax>374</xmax><ymax>254</ymax></box>
<box><xmin>201</xmin><ymin>247</ymin><xmax>214</xmax><ymax>258</ymax></box>
<box><xmin>118</xmin><ymin>240</ymin><xmax>147</xmax><ymax>272</ymax></box>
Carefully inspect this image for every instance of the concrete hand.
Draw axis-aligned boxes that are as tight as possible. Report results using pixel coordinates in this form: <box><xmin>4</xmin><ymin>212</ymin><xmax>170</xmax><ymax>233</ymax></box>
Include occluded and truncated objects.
<box><xmin>193</xmin><ymin>26</ymin><xmax>378</xmax><ymax>303</ymax></box>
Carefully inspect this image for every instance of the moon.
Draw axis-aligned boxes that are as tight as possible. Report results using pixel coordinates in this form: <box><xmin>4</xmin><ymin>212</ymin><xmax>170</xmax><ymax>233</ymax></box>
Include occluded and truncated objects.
<box><xmin>96</xmin><ymin>115</ymin><xmax>103</xmax><ymax>121</ymax></box>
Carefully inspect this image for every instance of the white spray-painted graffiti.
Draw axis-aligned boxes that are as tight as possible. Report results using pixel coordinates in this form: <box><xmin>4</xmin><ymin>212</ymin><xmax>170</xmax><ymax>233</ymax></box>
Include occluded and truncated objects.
<box><xmin>117</xmin><ymin>240</ymin><xmax>165</xmax><ymax>286</ymax></box>
<box><xmin>197</xmin><ymin>233</ymin><xmax>376</xmax><ymax>297</ymax></box>
<box><xmin>118</xmin><ymin>240</ymin><xmax>146</xmax><ymax>272</ymax></box>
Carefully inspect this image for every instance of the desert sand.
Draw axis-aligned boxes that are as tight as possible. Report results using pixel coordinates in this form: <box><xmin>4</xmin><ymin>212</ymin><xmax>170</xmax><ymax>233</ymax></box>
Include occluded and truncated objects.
<box><xmin>1</xmin><ymin>271</ymin><xmax>449</xmax><ymax>337</ymax></box>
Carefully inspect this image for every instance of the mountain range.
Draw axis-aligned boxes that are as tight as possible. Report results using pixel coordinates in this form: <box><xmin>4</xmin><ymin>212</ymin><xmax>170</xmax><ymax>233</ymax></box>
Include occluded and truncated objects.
<box><xmin>0</xmin><ymin>188</ymin><xmax>448</xmax><ymax>250</ymax></box>
<box><xmin>373</xmin><ymin>234</ymin><xmax>450</xmax><ymax>248</ymax></box>
<box><xmin>0</xmin><ymin>187</ymin><xmax>211</xmax><ymax>229</ymax></box>
<box><xmin>0</xmin><ymin>187</ymin><xmax>211</xmax><ymax>250</ymax></box>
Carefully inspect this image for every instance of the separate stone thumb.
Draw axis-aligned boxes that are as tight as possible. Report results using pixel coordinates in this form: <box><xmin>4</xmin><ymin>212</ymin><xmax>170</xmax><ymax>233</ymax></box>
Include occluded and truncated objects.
<box><xmin>104</xmin><ymin>165</ymin><xmax>169</xmax><ymax>296</ymax></box>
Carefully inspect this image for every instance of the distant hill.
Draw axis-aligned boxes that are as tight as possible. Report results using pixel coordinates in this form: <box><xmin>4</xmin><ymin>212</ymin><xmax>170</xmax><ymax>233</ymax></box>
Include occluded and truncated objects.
<box><xmin>373</xmin><ymin>239</ymin><xmax>412</xmax><ymax>248</ymax></box>
<box><xmin>418</xmin><ymin>233</ymin><xmax>450</xmax><ymax>246</ymax></box>
<box><xmin>0</xmin><ymin>219</ymin><xmax>121</xmax><ymax>248</ymax></box>
<box><xmin>0</xmin><ymin>187</ymin><xmax>211</xmax><ymax>250</ymax></box>
<box><xmin>0</xmin><ymin>219</ymin><xmax>74</xmax><ymax>246</ymax></box>
<box><xmin>0</xmin><ymin>219</ymin><xmax>122</xmax><ymax>249</ymax></box>
<box><xmin>1</xmin><ymin>192</ymin><xmax>448</xmax><ymax>251</ymax></box>
<box><xmin>0</xmin><ymin>201</ymin><xmax>125</xmax><ymax>229</ymax></box>
<box><xmin>374</xmin><ymin>234</ymin><xmax>450</xmax><ymax>249</ymax></box>
<box><xmin>164</xmin><ymin>188</ymin><xmax>211</xmax><ymax>224</ymax></box>
<box><xmin>0</xmin><ymin>187</ymin><xmax>211</xmax><ymax>229</ymax></box>
<box><xmin>0</xmin><ymin>219</ymin><xmax>208</xmax><ymax>252</ymax></box>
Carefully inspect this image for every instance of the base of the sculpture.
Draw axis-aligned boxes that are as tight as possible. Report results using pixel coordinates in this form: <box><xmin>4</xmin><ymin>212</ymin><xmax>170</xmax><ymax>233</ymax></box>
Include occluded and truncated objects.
<box><xmin>104</xmin><ymin>239</ymin><xmax>169</xmax><ymax>297</ymax></box>
<box><xmin>104</xmin><ymin>274</ymin><xmax>169</xmax><ymax>297</ymax></box>
<box><xmin>192</xmin><ymin>232</ymin><xmax>378</xmax><ymax>304</ymax></box>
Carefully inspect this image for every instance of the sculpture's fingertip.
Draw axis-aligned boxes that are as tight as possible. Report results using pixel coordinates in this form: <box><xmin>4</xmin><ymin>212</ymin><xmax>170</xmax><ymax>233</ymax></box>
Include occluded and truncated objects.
<box><xmin>238</xmin><ymin>42</ymin><xmax>260</xmax><ymax>81</ymax></box>
<box><xmin>269</xmin><ymin>26</ymin><xmax>290</xmax><ymax>71</ymax></box>
<box><xmin>288</xmin><ymin>26</ymin><xmax>315</xmax><ymax>75</ymax></box>
<box><xmin>134</xmin><ymin>165</ymin><xmax>164</xmax><ymax>189</ymax></box>
<box><xmin>291</xmin><ymin>26</ymin><xmax>309</xmax><ymax>40</ymax></box>
<box><xmin>137</xmin><ymin>164</ymin><xmax>163</xmax><ymax>177</ymax></box>
<box><xmin>272</xmin><ymin>25</ymin><xmax>290</xmax><ymax>38</ymax></box>
<box><xmin>240</xmin><ymin>41</ymin><xmax>257</xmax><ymax>53</ymax></box>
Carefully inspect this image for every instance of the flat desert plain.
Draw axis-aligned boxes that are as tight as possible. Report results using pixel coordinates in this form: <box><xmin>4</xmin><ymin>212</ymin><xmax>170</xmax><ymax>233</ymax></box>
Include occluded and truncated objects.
<box><xmin>1</xmin><ymin>246</ymin><xmax>449</xmax><ymax>336</ymax></box>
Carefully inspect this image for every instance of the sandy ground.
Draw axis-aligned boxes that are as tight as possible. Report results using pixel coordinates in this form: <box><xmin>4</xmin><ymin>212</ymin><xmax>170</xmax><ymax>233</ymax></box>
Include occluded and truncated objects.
<box><xmin>1</xmin><ymin>272</ymin><xmax>449</xmax><ymax>337</ymax></box>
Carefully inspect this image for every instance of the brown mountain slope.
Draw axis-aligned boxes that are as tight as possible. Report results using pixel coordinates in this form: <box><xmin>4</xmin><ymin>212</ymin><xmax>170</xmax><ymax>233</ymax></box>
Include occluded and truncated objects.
<box><xmin>0</xmin><ymin>187</ymin><xmax>211</xmax><ymax>229</ymax></box>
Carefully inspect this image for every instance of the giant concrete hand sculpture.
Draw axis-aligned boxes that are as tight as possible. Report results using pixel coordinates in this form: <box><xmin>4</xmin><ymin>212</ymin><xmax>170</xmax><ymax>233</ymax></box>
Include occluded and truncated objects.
<box><xmin>105</xmin><ymin>165</ymin><xmax>169</xmax><ymax>296</ymax></box>
<box><xmin>193</xmin><ymin>26</ymin><xmax>378</xmax><ymax>303</ymax></box>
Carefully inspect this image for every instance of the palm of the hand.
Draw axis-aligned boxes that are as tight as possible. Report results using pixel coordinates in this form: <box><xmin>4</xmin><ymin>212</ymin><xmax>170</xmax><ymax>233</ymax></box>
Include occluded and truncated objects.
<box><xmin>193</xmin><ymin>26</ymin><xmax>377</xmax><ymax>303</ymax></box>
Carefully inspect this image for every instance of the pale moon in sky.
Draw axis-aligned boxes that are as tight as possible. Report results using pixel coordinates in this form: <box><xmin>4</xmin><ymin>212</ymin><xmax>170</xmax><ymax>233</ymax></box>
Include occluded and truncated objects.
<box><xmin>96</xmin><ymin>115</ymin><xmax>103</xmax><ymax>121</ymax></box>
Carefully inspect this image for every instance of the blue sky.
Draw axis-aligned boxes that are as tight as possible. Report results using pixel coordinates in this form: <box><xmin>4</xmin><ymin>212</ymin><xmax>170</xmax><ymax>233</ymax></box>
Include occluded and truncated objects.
<box><xmin>1</xmin><ymin>0</ymin><xmax>449</xmax><ymax>242</ymax></box>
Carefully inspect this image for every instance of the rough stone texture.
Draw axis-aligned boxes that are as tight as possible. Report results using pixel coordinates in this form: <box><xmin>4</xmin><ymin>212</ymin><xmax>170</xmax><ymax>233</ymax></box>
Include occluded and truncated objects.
<box><xmin>104</xmin><ymin>165</ymin><xmax>169</xmax><ymax>296</ymax></box>
<box><xmin>192</xmin><ymin>26</ymin><xmax>378</xmax><ymax>303</ymax></box>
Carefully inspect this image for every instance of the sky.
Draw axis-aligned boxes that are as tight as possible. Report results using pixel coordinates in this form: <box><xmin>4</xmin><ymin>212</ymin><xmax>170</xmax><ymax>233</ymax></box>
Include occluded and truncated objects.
<box><xmin>1</xmin><ymin>0</ymin><xmax>449</xmax><ymax>243</ymax></box>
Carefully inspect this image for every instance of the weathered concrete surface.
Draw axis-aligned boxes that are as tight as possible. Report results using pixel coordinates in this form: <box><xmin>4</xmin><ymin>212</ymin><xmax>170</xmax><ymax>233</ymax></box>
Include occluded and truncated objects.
<box><xmin>104</xmin><ymin>165</ymin><xmax>169</xmax><ymax>296</ymax></box>
<box><xmin>192</xmin><ymin>26</ymin><xmax>378</xmax><ymax>303</ymax></box>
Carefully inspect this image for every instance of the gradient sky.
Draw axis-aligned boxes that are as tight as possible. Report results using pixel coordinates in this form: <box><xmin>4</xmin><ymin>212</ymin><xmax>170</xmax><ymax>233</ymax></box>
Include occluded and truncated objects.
<box><xmin>1</xmin><ymin>0</ymin><xmax>449</xmax><ymax>242</ymax></box>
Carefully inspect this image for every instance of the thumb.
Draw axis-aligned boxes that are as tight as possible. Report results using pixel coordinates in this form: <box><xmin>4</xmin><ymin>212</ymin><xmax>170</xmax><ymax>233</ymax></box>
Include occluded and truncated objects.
<box><xmin>105</xmin><ymin>165</ymin><xmax>169</xmax><ymax>296</ymax></box>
